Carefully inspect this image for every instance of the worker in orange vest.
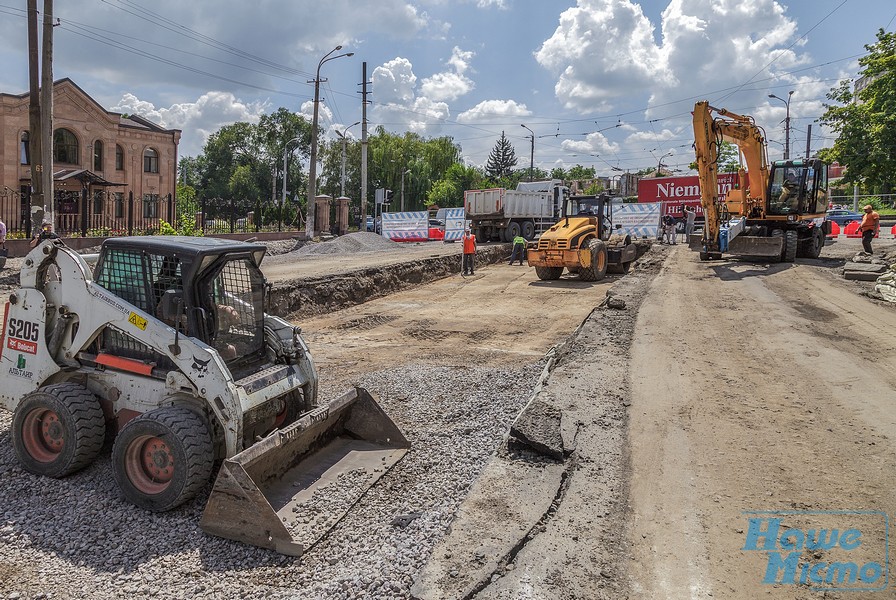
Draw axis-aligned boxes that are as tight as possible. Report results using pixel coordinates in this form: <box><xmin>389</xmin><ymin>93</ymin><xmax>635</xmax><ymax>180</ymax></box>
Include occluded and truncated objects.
<box><xmin>858</xmin><ymin>204</ymin><xmax>880</xmax><ymax>254</ymax></box>
<box><xmin>462</xmin><ymin>228</ymin><xmax>477</xmax><ymax>275</ymax></box>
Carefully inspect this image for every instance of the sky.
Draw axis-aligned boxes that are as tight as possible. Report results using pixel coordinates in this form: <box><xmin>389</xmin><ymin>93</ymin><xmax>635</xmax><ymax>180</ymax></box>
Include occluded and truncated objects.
<box><xmin>0</xmin><ymin>0</ymin><xmax>893</xmax><ymax>179</ymax></box>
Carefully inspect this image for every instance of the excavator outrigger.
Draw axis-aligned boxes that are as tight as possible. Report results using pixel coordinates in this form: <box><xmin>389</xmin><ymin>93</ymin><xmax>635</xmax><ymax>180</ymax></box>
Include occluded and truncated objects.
<box><xmin>692</xmin><ymin>101</ymin><xmax>831</xmax><ymax>262</ymax></box>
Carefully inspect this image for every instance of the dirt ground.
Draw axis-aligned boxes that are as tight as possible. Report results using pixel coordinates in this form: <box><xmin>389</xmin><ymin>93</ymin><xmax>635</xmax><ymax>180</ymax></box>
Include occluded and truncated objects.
<box><xmin>627</xmin><ymin>236</ymin><xmax>896</xmax><ymax>599</ymax></box>
<box><xmin>3</xmin><ymin>234</ymin><xmax>896</xmax><ymax>598</ymax></box>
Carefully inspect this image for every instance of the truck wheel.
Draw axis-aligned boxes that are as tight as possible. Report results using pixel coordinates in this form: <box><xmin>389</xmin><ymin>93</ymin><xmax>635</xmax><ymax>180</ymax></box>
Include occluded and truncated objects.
<box><xmin>506</xmin><ymin>222</ymin><xmax>521</xmax><ymax>241</ymax></box>
<box><xmin>801</xmin><ymin>228</ymin><xmax>824</xmax><ymax>259</ymax></box>
<box><xmin>783</xmin><ymin>230</ymin><xmax>798</xmax><ymax>262</ymax></box>
<box><xmin>534</xmin><ymin>266</ymin><xmax>563</xmax><ymax>280</ymax></box>
<box><xmin>522</xmin><ymin>221</ymin><xmax>535</xmax><ymax>240</ymax></box>
<box><xmin>12</xmin><ymin>383</ymin><xmax>106</xmax><ymax>478</ymax></box>
<box><xmin>475</xmin><ymin>228</ymin><xmax>487</xmax><ymax>244</ymax></box>
<box><xmin>112</xmin><ymin>406</ymin><xmax>213</xmax><ymax>512</ymax></box>
<box><xmin>579</xmin><ymin>239</ymin><xmax>608</xmax><ymax>282</ymax></box>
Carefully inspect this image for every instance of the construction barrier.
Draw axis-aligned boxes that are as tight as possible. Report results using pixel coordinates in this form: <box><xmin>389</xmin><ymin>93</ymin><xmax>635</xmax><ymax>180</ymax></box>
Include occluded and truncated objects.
<box><xmin>443</xmin><ymin>208</ymin><xmax>466</xmax><ymax>242</ymax></box>
<box><xmin>381</xmin><ymin>211</ymin><xmax>428</xmax><ymax>242</ymax></box>
<box><xmin>827</xmin><ymin>222</ymin><xmax>840</xmax><ymax>238</ymax></box>
<box><xmin>615</xmin><ymin>202</ymin><xmax>661</xmax><ymax>239</ymax></box>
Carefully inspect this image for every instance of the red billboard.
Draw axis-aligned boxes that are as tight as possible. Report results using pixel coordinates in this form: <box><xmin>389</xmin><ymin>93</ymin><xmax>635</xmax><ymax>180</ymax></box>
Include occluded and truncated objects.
<box><xmin>638</xmin><ymin>173</ymin><xmax>740</xmax><ymax>218</ymax></box>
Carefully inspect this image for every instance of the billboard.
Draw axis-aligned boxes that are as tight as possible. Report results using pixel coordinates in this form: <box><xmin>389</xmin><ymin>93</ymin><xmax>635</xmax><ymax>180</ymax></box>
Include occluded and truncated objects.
<box><xmin>638</xmin><ymin>173</ymin><xmax>740</xmax><ymax>218</ymax></box>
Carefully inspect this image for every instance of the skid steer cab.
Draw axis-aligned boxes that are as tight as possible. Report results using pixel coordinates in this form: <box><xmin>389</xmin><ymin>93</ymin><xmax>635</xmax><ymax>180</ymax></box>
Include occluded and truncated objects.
<box><xmin>0</xmin><ymin>237</ymin><xmax>408</xmax><ymax>555</ymax></box>
<box><xmin>527</xmin><ymin>194</ymin><xmax>637</xmax><ymax>281</ymax></box>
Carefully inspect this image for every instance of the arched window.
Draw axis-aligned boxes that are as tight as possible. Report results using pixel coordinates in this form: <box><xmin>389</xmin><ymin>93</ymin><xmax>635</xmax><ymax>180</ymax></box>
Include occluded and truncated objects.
<box><xmin>20</xmin><ymin>131</ymin><xmax>30</xmax><ymax>165</ymax></box>
<box><xmin>53</xmin><ymin>128</ymin><xmax>79</xmax><ymax>165</ymax></box>
<box><xmin>93</xmin><ymin>140</ymin><xmax>104</xmax><ymax>171</ymax></box>
<box><xmin>116</xmin><ymin>144</ymin><xmax>124</xmax><ymax>170</ymax></box>
<box><xmin>143</xmin><ymin>147</ymin><xmax>159</xmax><ymax>173</ymax></box>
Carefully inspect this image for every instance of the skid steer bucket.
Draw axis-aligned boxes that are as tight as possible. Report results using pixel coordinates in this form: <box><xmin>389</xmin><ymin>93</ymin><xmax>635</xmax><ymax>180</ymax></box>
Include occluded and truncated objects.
<box><xmin>200</xmin><ymin>387</ymin><xmax>409</xmax><ymax>556</ymax></box>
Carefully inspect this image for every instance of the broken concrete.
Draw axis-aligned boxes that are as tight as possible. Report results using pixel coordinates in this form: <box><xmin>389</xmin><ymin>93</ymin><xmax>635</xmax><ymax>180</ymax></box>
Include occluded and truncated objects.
<box><xmin>411</xmin><ymin>255</ymin><xmax>662</xmax><ymax>600</ymax></box>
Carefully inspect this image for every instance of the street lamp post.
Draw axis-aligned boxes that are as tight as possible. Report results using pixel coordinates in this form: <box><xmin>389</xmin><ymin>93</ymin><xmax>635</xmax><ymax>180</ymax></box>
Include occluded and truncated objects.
<box><xmin>651</xmin><ymin>150</ymin><xmax>673</xmax><ymax>176</ymax></box>
<box><xmin>520</xmin><ymin>124</ymin><xmax>535</xmax><ymax>181</ymax></box>
<box><xmin>768</xmin><ymin>90</ymin><xmax>794</xmax><ymax>160</ymax></box>
<box><xmin>334</xmin><ymin>121</ymin><xmax>360</xmax><ymax>198</ymax></box>
<box><xmin>400</xmin><ymin>168</ymin><xmax>411</xmax><ymax>212</ymax></box>
<box><xmin>306</xmin><ymin>45</ymin><xmax>354</xmax><ymax>239</ymax></box>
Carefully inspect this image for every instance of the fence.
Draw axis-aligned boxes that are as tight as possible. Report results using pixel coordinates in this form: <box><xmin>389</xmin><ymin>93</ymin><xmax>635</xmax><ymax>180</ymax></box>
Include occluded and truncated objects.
<box><xmin>0</xmin><ymin>189</ymin><xmax>171</xmax><ymax>237</ymax></box>
<box><xmin>198</xmin><ymin>197</ymin><xmax>305</xmax><ymax>235</ymax></box>
<box><xmin>830</xmin><ymin>194</ymin><xmax>896</xmax><ymax>209</ymax></box>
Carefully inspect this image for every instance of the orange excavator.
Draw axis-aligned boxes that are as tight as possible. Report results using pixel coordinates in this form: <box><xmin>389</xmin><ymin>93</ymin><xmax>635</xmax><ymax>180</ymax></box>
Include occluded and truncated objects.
<box><xmin>692</xmin><ymin>101</ymin><xmax>830</xmax><ymax>262</ymax></box>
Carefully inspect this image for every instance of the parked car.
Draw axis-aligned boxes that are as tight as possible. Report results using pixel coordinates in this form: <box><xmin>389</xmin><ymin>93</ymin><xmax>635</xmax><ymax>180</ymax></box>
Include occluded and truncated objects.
<box><xmin>825</xmin><ymin>209</ymin><xmax>863</xmax><ymax>227</ymax></box>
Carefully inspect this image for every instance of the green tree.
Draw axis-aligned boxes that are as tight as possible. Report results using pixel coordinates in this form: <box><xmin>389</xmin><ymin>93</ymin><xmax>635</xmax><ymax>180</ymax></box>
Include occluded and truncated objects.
<box><xmin>819</xmin><ymin>28</ymin><xmax>896</xmax><ymax>195</ymax></box>
<box><xmin>688</xmin><ymin>141</ymin><xmax>740</xmax><ymax>173</ymax></box>
<box><xmin>567</xmin><ymin>165</ymin><xmax>596</xmax><ymax>180</ymax></box>
<box><xmin>485</xmin><ymin>131</ymin><xmax>518</xmax><ymax>179</ymax></box>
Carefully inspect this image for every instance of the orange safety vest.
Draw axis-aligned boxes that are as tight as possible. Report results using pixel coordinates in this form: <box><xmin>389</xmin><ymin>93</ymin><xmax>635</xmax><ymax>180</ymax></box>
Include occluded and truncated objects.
<box><xmin>859</xmin><ymin>211</ymin><xmax>880</xmax><ymax>233</ymax></box>
<box><xmin>463</xmin><ymin>234</ymin><xmax>476</xmax><ymax>254</ymax></box>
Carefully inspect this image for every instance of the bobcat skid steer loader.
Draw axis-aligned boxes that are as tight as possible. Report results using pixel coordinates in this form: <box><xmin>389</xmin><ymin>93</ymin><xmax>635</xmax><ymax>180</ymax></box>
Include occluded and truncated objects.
<box><xmin>0</xmin><ymin>237</ymin><xmax>408</xmax><ymax>556</ymax></box>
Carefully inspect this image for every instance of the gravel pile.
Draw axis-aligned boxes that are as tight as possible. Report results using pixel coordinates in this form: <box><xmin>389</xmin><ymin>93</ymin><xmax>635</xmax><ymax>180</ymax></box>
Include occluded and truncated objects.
<box><xmin>290</xmin><ymin>232</ymin><xmax>399</xmax><ymax>257</ymax></box>
<box><xmin>0</xmin><ymin>362</ymin><xmax>542</xmax><ymax>599</ymax></box>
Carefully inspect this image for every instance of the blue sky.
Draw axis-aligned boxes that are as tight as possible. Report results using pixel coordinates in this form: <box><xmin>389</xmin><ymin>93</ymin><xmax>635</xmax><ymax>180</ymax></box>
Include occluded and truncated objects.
<box><xmin>0</xmin><ymin>0</ymin><xmax>893</xmax><ymax>176</ymax></box>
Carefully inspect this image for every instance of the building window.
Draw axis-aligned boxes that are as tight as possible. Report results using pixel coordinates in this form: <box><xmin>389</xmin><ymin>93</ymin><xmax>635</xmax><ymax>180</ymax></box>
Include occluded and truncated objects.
<box><xmin>93</xmin><ymin>140</ymin><xmax>104</xmax><ymax>172</ymax></box>
<box><xmin>116</xmin><ymin>144</ymin><xmax>124</xmax><ymax>170</ymax></box>
<box><xmin>20</xmin><ymin>131</ymin><xmax>30</xmax><ymax>165</ymax></box>
<box><xmin>143</xmin><ymin>148</ymin><xmax>159</xmax><ymax>173</ymax></box>
<box><xmin>114</xmin><ymin>193</ymin><xmax>124</xmax><ymax>219</ymax></box>
<box><xmin>93</xmin><ymin>191</ymin><xmax>105</xmax><ymax>215</ymax></box>
<box><xmin>143</xmin><ymin>194</ymin><xmax>159</xmax><ymax>219</ymax></box>
<box><xmin>53</xmin><ymin>128</ymin><xmax>80</xmax><ymax>165</ymax></box>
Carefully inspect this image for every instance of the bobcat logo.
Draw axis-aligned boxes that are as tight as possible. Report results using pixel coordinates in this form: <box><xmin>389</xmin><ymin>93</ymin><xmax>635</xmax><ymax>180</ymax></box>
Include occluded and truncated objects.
<box><xmin>192</xmin><ymin>355</ymin><xmax>210</xmax><ymax>377</ymax></box>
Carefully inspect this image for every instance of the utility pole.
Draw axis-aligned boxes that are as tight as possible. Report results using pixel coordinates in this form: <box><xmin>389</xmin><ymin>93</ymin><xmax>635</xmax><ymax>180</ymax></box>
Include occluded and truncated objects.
<box><xmin>359</xmin><ymin>62</ymin><xmax>370</xmax><ymax>230</ymax></box>
<box><xmin>40</xmin><ymin>0</ymin><xmax>54</xmax><ymax>229</ymax></box>
<box><xmin>26</xmin><ymin>0</ymin><xmax>43</xmax><ymax>236</ymax></box>
<box><xmin>521</xmin><ymin>124</ymin><xmax>535</xmax><ymax>181</ymax></box>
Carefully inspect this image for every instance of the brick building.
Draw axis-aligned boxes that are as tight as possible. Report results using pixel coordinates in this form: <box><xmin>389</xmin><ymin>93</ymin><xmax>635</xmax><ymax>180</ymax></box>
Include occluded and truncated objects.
<box><xmin>0</xmin><ymin>78</ymin><xmax>180</xmax><ymax>236</ymax></box>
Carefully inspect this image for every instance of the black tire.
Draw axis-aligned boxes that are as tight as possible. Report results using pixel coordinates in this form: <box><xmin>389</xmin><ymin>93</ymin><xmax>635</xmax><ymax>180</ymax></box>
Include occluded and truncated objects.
<box><xmin>474</xmin><ymin>228</ymin><xmax>487</xmax><ymax>244</ymax></box>
<box><xmin>783</xmin><ymin>230</ymin><xmax>798</xmax><ymax>262</ymax></box>
<box><xmin>12</xmin><ymin>383</ymin><xmax>105</xmax><ymax>478</ymax></box>
<box><xmin>522</xmin><ymin>221</ymin><xmax>535</xmax><ymax>240</ymax></box>
<box><xmin>506</xmin><ymin>221</ymin><xmax>521</xmax><ymax>241</ymax></box>
<box><xmin>112</xmin><ymin>406</ymin><xmax>213</xmax><ymax>512</ymax></box>
<box><xmin>800</xmin><ymin>228</ymin><xmax>824</xmax><ymax>259</ymax></box>
<box><xmin>579</xmin><ymin>239</ymin><xmax>608</xmax><ymax>282</ymax></box>
<box><xmin>534</xmin><ymin>266</ymin><xmax>563</xmax><ymax>280</ymax></box>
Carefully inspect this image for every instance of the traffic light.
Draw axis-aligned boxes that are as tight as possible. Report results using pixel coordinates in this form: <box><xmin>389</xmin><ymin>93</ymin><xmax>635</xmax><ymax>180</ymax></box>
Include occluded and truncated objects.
<box><xmin>384</xmin><ymin>189</ymin><xmax>393</xmax><ymax>204</ymax></box>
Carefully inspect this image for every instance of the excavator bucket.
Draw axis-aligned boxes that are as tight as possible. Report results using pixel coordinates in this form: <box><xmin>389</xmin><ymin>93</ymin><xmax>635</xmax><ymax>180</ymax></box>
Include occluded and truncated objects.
<box><xmin>199</xmin><ymin>387</ymin><xmax>409</xmax><ymax>556</ymax></box>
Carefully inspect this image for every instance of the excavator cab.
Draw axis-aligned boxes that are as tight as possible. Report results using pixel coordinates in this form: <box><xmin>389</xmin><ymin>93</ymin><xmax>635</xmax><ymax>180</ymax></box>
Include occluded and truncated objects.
<box><xmin>766</xmin><ymin>159</ymin><xmax>829</xmax><ymax>217</ymax></box>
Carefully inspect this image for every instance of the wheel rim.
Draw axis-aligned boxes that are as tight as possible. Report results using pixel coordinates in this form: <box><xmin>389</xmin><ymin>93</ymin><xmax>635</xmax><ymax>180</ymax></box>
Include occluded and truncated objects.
<box><xmin>273</xmin><ymin>399</ymin><xmax>288</xmax><ymax>428</ymax></box>
<box><xmin>21</xmin><ymin>407</ymin><xmax>65</xmax><ymax>463</ymax></box>
<box><xmin>596</xmin><ymin>250</ymin><xmax>607</xmax><ymax>271</ymax></box>
<box><xmin>125</xmin><ymin>435</ymin><xmax>174</xmax><ymax>494</ymax></box>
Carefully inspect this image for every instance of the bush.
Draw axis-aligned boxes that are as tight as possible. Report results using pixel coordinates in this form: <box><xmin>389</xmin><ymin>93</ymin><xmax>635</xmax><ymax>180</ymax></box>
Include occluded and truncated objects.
<box><xmin>158</xmin><ymin>220</ymin><xmax>178</xmax><ymax>236</ymax></box>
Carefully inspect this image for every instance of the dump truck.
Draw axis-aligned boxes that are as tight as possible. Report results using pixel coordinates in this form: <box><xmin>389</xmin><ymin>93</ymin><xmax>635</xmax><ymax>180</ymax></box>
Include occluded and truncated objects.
<box><xmin>692</xmin><ymin>101</ymin><xmax>830</xmax><ymax>261</ymax></box>
<box><xmin>0</xmin><ymin>237</ymin><xmax>408</xmax><ymax>556</ymax></box>
<box><xmin>527</xmin><ymin>194</ymin><xmax>637</xmax><ymax>281</ymax></box>
<box><xmin>464</xmin><ymin>180</ymin><xmax>568</xmax><ymax>243</ymax></box>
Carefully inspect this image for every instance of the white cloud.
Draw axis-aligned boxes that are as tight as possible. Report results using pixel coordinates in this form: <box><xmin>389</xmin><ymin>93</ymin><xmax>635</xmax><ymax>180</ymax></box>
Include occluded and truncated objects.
<box><xmin>373</xmin><ymin>58</ymin><xmax>419</xmax><ymax>104</ymax></box>
<box><xmin>420</xmin><ymin>47</ymin><xmax>476</xmax><ymax>101</ymax></box>
<box><xmin>457</xmin><ymin>99</ymin><xmax>531</xmax><ymax>122</ymax></box>
<box><xmin>536</xmin><ymin>0</ymin><xmax>671</xmax><ymax>112</ymax></box>
<box><xmin>111</xmin><ymin>91</ymin><xmax>269</xmax><ymax>157</ymax></box>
